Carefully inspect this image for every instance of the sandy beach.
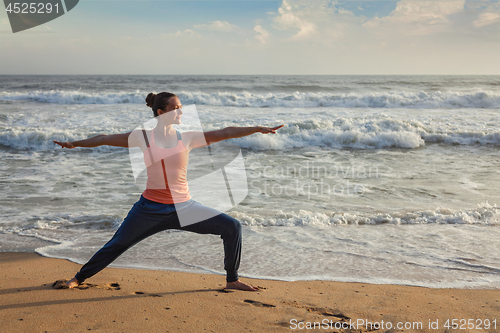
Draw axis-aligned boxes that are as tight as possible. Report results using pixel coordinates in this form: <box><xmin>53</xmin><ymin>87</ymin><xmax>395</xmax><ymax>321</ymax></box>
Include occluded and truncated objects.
<box><xmin>0</xmin><ymin>252</ymin><xmax>498</xmax><ymax>333</ymax></box>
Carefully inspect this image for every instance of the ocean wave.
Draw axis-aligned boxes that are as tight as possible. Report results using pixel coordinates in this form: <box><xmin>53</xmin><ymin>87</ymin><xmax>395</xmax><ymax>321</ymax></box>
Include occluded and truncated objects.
<box><xmin>3</xmin><ymin>204</ymin><xmax>496</xmax><ymax>236</ymax></box>
<box><xmin>0</xmin><ymin>90</ymin><xmax>145</xmax><ymax>105</ymax></box>
<box><xmin>231</xmin><ymin>203</ymin><xmax>500</xmax><ymax>227</ymax></box>
<box><xmin>0</xmin><ymin>128</ymin><xmax>122</xmax><ymax>151</ymax></box>
<box><xmin>1</xmin><ymin>90</ymin><xmax>500</xmax><ymax>108</ymax></box>
<box><xmin>233</xmin><ymin>118</ymin><xmax>500</xmax><ymax>150</ymax></box>
<box><xmin>423</xmin><ymin>132</ymin><xmax>500</xmax><ymax>146</ymax></box>
<box><xmin>1</xmin><ymin>213</ymin><xmax>123</xmax><ymax>234</ymax></box>
<box><xmin>2</xmin><ymin>118</ymin><xmax>499</xmax><ymax>151</ymax></box>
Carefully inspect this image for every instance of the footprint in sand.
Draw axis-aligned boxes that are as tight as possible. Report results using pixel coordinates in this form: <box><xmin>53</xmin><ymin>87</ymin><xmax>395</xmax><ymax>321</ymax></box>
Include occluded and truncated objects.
<box><xmin>283</xmin><ymin>301</ymin><xmax>350</xmax><ymax>321</ymax></box>
<box><xmin>218</xmin><ymin>289</ymin><xmax>234</xmax><ymax>293</ymax></box>
<box><xmin>244</xmin><ymin>299</ymin><xmax>275</xmax><ymax>308</ymax></box>
<box><xmin>133</xmin><ymin>291</ymin><xmax>162</xmax><ymax>297</ymax></box>
<box><xmin>52</xmin><ymin>280</ymin><xmax>121</xmax><ymax>290</ymax></box>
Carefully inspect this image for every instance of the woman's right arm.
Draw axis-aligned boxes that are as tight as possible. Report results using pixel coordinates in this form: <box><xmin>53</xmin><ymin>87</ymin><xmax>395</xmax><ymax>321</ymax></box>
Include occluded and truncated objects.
<box><xmin>54</xmin><ymin>131</ymin><xmax>141</xmax><ymax>149</ymax></box>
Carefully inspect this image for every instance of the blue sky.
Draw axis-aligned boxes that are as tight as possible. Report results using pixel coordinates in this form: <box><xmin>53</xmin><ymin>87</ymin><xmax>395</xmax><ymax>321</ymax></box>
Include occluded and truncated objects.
<box><xmin>1</xmin><ymin>0</ymin><xmax>499</xmax><ymax>74</ymax></box>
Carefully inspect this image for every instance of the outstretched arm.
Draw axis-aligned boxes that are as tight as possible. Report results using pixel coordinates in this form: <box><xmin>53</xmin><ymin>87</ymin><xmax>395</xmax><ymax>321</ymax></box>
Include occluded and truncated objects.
<box><xmin>184</xmin><ymin>125</ymin><xmax>284</xmax><ymax>150</ymax></box>
<box><xmin>53</xmin><ymin>132</ymin><xmax>141</xmax><ymax>149</ymax></box>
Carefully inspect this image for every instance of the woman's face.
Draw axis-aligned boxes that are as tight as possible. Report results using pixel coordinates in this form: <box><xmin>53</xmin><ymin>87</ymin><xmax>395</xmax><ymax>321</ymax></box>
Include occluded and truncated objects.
<box><xmin>159</xmin><ymin>96</ymin><xmax>182</xmax><ymax>124</ymax></box>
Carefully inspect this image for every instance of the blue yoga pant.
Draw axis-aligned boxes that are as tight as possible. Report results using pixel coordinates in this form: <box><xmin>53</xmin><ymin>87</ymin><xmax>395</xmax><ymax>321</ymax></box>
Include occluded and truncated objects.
<box><xmin>74</xmin><ymin>195</ymin><xmax>242</xmax><ymax>283</ymax></box>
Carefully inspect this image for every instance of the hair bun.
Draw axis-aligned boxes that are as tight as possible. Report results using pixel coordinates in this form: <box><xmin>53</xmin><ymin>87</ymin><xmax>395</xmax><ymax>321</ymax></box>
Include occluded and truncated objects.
<box><xmin>145</xmin><ymin>93</ymin><xmax>156</xmax><ymax>108</ymax></box>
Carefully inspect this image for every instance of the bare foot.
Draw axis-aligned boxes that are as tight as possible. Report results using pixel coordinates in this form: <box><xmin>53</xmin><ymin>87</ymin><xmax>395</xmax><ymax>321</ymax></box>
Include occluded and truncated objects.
<box><xmin>65</xmin><ymin>277</ymin><xmax>80</xmax><ymax>289</ymax></box>
<box><xmin>225</xmin><ymin>280</ymin><xmax>259</xmax><ymax>291</ymax></box>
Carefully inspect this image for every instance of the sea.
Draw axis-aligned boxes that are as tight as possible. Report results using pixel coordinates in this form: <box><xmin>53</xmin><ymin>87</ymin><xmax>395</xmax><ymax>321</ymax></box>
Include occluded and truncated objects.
<box><xmin>0</xmin><ymin>75</ymin><xmax>499</xmax><ymax>289</ymax></box>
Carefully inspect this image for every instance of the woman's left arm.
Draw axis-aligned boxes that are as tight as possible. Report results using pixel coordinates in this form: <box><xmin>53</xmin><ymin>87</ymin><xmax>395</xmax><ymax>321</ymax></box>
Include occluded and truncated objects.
<box><xmin>184</xmin><ymin>125</ymin><xmax>284</xmax><ymax>150</ymax></box>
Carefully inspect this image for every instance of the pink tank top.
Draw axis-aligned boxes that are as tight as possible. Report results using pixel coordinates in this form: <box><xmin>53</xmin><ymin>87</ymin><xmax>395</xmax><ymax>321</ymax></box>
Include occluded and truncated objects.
<box><xmin>142</xmin><ymin>128</ymin><xmax>191</xmax><ymax>204</ymax></box>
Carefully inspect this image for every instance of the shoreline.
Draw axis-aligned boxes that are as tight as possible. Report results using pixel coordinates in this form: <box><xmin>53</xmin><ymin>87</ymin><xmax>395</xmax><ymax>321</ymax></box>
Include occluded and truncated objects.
<box><xmin>33</xmin><ymin>250</ymin><xmax>500</xmax><ymax>290</ymax></box>
<box><xmin>5</xmin><ymin>231</ymin><xmax>499</xmax><ymax>291</ymax></box>
<box><xmin>1</xmin><ymin>252</ymin><xmax>499</xmax><ymax>333</ymax></box>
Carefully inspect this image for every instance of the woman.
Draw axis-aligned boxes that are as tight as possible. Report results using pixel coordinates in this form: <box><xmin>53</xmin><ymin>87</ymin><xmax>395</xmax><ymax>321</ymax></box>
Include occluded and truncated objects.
<box><xmin>54</xmin><ymin>92</ymin><xmax>283</xmax><ymax>291</ymax></box>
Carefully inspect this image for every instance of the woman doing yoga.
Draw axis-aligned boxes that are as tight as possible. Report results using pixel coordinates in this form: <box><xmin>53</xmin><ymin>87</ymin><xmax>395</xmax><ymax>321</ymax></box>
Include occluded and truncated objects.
<box><xmin>54</xmin><ymin>92</ymin><xmax>283</xmax><ymax>291</ymax></box>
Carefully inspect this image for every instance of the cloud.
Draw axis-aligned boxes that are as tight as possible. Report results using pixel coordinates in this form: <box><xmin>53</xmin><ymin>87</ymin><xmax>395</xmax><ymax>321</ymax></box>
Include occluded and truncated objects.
<box><xmin>272</xmin><ymin>0</ymin><xmax>318</xmax><ymax>39</ymax></box>
<box><xmin>363</xmin><ymin>0</ymin><xmax>465</xmax><ymax>35</ymax></box>
<box><xmin>159</xmin><ymin>29</ymin><xmax>201</xmax><ymax>39</ymax></box>
<box><xmin>249</xmin><ymin>0</ymin><xmax>500</xmax><ymax>74</ymax></box>
<box><xmin>269</xmin><ymin>0</ymin><xmax>366</xmax><ymax>44</ymax></box>
<box><xmin>194</xmin><ymin>20</ymin><xmax>242</xmax><ymax>33</ymax></box>
<box><xmin>254</xmin><ymin>25</ymin><xmax>270</xmax><ymax>43</ymax></box>
<box><xmin>473</xmin><ymin>12</ymin><xmax>500</xmax><ymax>27</ymax></box>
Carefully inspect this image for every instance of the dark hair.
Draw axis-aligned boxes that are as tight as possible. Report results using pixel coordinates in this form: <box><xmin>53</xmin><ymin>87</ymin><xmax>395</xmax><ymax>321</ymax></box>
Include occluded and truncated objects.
<box><xmin>145</xmin><ymin>92</ymin><xmax>177</xmax><ymax>117</ymax></box>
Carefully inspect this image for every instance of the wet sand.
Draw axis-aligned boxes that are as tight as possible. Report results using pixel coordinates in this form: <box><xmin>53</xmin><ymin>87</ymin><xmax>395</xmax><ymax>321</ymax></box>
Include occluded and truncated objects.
<box><xmin>0</xmin><ymin>252</ymin><xmax>498</xmax><ymax>332</ymax></box>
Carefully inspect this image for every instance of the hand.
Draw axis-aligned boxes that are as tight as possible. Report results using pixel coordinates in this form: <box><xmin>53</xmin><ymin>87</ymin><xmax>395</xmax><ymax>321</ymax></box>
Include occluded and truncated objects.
<box><xmin>53</xmin><ymin>140</ymin><xmax>76</xmax><ymax>149</ymax></box>
<box><xmin>257</xmin><ymin>125</ymin><xmax>284</xmax><ymax>134</ymax></box>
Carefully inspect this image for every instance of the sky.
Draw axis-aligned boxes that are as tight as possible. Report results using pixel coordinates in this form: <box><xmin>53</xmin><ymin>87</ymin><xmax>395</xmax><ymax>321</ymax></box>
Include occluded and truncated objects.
<box><xmin>0</xmin><ymin>0</ymin><xmax>499</xmax><ymax>75</ymax></box>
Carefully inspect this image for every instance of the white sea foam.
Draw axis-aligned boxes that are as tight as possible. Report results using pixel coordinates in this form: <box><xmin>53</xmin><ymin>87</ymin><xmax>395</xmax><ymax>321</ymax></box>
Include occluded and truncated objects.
<box><xmin>0</xmin><ymin>90</ymin><xmax>145</xmax><ymax>105</ymax></box>
<box><xmin>2</xmin><ymin>116</ymin><xmax>499</xmax><ymax>151</ymax></box>
<box><xmin>423</xmin><ymin>132</ymin><xmax>500</xmax><ymax>145</ymax></box>
<box><xmin>231</xmin><ymin>203</ymin><xmax>500</xmax><ymax>227</ymax></box>
<box><xmin>0</xmin><ymin>127</ymin><xmax>125</xmax><ymax>151</ymax></box>
<box><xmin>4</xmin><ymin>206</ymin><xmax>498</xmax><ymax>289</ymax></box>
<box><xmin>0</xmin><ymin>214</ymin><xmax>123</xmax><ymax>233</ymax></box>
<box><xmin>234</xmin><ymin>118</ymin><xmax>426</xmax><ymax>149</ymax></box>
<box><xmin>1</xmin><ymin>90</ymin><xmax>500</xmax><ymax>108</ymax></box>
<box><xmin>1</xmin><ymin>204</ymin><xmax>496</xmax><ymax>238</ymax></box>
<box><xmin>232</xmin><ymin>118</ymin><xmax>500</xmax><ymax>150</ymax></box>
<box><xmin>0</xmin><ymin>127</ymin><xmax>80</xmax><ymax>150</ymax></box>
